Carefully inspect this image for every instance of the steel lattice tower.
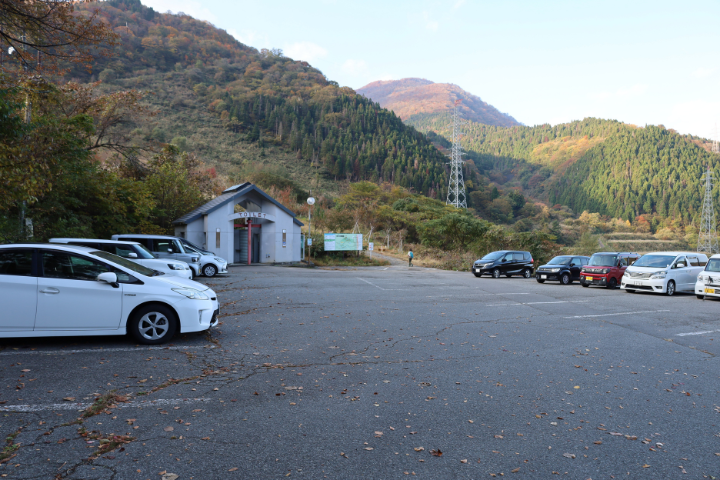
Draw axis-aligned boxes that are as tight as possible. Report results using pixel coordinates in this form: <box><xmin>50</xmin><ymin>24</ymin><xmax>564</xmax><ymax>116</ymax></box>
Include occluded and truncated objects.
<box><xmin>698</xmin><ymin>165</ymin><xmax>719</xmax><ymax>254</ymax></box>
<box><xmin>446</xmin><ymin>100</ymin><xmax>467</xmax><ymax>208</ymax></box>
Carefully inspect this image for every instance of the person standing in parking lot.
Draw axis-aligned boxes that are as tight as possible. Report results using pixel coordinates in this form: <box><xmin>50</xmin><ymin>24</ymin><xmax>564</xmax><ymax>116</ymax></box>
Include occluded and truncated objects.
<box><xmin>408</xmin><ymin>249</ymin><xmax>414</xmax><ymax>267</ymax></box>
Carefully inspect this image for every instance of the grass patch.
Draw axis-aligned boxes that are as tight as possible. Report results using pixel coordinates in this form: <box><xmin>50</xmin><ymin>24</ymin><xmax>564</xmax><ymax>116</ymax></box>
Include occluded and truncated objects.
<box><xmin>0</xmin><ymin>428</ymin><xmax>22</xmax><ymax>464</ymax></box>
<box><xmin>82</xmin><ymin>391</ymin><xmax>128</xmax><ymax>419</ymax></box>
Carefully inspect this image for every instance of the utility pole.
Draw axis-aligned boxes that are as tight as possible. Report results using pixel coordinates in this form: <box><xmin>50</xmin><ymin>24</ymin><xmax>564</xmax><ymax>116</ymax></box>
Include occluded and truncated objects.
<box><xmin>698</xmin><ymin>165</ymin><xmax>719</xmax><ymax>254</ymax></box>
<box><xmin>446</xmin><ymin>100</ymin><xmax>467</xmax><ymax>209</ymax></box>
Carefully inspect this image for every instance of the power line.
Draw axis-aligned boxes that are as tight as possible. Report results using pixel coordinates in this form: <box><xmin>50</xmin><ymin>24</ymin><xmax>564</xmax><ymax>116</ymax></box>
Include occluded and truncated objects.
<box><xmin>446</xmin><ymin>100</ymin><xmax>467</xmax><ymax>209</ymax></box>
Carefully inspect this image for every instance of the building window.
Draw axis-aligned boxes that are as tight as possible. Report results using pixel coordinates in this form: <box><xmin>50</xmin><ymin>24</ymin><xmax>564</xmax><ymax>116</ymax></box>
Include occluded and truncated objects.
<box><xmin>216</xmin><ymin>228</ymin><xmax>221</xmax><ymax>248</ymax></box>
<box><xmin>282</xmin><ymin>230</ymin><xmax>287</xmax><ymax>248</ymax></box>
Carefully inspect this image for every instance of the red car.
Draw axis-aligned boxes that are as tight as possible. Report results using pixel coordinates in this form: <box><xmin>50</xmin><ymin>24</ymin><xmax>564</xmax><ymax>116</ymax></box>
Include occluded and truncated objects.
<box><xmin>580</xmin><ymin>252</ymin><xmax>639</xmax><ymax>289</ymax></box>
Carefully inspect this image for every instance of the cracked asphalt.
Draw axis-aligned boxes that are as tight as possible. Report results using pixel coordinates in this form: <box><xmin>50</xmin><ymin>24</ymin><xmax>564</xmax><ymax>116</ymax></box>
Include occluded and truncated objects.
<box><xmin>1</xmin><ymin>264</ymin><xmax>720</xmax><ymax>479</ymax></box>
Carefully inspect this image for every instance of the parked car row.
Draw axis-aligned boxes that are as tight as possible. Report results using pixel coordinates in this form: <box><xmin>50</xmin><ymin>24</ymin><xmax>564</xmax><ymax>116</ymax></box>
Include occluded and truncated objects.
<box><xmin>473</xmin><ymin>249</ymin><xmax>719</xmax><ymax>299</ymax></box>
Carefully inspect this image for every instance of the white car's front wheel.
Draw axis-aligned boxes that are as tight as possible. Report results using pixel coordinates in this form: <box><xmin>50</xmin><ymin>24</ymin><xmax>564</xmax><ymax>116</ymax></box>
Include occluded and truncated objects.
<box><xmin>129</xmin><ymin>305</ymin><xmax>178</xmax><ymax>345</ymax></box>
<box><xmin>203</xmin><ymin>264</ymin><xmax>217</xmax><ymax>277</ymax></box>
<box><xmin>666</xmin><ymin>280</ymin><xmax>676</xmax><ymax>296</ymax></box>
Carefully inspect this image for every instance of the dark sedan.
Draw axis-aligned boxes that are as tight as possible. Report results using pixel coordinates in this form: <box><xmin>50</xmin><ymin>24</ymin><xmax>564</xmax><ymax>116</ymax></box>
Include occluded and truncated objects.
<box><xmin>535</xmin><ymin>255</ymin><xmax>589</xmax><ymax>285</ymax></box>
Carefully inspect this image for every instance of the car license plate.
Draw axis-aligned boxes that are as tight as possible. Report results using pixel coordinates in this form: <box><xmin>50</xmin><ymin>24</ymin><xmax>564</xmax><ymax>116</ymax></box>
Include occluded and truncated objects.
<box><xmin>585</xmin><ymin>276</ymin><xmax>592</xmax><ymax>281</ymax></box>
<box><xmin>705</xmin><ymin>287</ymin><xmax>715</xmax><ymax>294</ymax></box>
<box><xmin>540</xmin><ymin>275</ymin><xmax>547</xmax><ymax>279</ymax></box>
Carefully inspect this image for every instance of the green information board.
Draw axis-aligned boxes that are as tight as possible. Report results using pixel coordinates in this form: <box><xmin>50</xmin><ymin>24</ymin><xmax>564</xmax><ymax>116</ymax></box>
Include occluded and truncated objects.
<box><xmin>324</xmin><ymin>233</ymin><xmax>363</xmax><ymax>251</ymax></box>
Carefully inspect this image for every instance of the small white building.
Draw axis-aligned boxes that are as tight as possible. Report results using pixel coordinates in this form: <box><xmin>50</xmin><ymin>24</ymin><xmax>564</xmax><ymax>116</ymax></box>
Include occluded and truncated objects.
<box><xmin>173</xmin><ymin>182</ymin><xmax>304</xmax><ymax>264</ymax></box>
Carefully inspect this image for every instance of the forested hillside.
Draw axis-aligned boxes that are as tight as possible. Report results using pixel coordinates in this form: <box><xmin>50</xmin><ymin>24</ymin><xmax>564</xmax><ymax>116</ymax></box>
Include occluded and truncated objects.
<box><xmin>66</xmin><ymin>0</ymin><xmax>452</xmax><ymax>199</ymax></box>
<box><xmin>409</xmin><ymin>115</ymin><xmax>720</xmax><ymax>225</ymax></box>
<box><xmin>357</xmin><ymin>78</ymin><xmax>520</xmax><ymax>127</ymax></box>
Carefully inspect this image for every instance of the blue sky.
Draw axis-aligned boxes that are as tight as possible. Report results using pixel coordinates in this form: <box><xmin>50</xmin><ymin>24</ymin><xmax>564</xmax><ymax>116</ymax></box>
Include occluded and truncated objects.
<box><xmin>143</xmin><ymin>0</ymin><xmax>720</xmax><ymax>139</ymax></box>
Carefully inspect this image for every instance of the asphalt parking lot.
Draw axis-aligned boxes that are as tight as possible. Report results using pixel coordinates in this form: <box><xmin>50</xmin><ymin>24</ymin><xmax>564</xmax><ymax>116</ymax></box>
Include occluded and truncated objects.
<box><xmin>1</xmin><ymin>264</ymin><xmax>719</xmax><ymax>479</ymax></box>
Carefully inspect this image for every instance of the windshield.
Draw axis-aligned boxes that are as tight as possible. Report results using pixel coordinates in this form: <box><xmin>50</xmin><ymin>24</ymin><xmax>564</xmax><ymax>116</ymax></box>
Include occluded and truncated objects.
<box><xmin>90</xmin><ymin>251</ymin><xmax>158</xmax><ymax>277</ymax></box>
<box><xmin>181</xmin><ymin>240</ymin><xmax>212</xmax><ymax>255</ymax></box>
<box><xmin>134</xmin><ymin>244</ymin><xmax>156</xmax><ymax>259</ymax></box>
<box><xmin>547</xmin><ymin>256</ymin><xmax>572</xmax><ymax>265</ymax></box>
<box><xmin>480</xmin><ymin>252</ymin><xmax>503</xmax><ymax>261</ymax></box>
<box><xmin>588</xmin><ymin>254</ymin><xmax>617</xmax><ymax>266</ymax></box>
<box><xmin>706</xmin><ymin>259</ymin><xmax>720</xmax><ymax>272</ymax></box>
<box><xmin>632</xmin><ymin>255</ymin><xmax>676</xmax><ymax>268</ymax></box>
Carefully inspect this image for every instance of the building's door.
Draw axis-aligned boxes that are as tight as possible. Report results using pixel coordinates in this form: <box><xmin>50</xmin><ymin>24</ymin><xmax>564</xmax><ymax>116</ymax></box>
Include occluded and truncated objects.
<box><xmin>252</xmin><ymin>233</ymin><xmax>260</xmax><ymax>263</ymax></box>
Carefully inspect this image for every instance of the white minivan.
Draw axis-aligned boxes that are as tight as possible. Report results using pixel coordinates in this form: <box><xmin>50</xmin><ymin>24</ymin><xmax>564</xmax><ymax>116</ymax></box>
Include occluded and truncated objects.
<box><xmin>0</xmin><ymin>244</ymin><xmax>219</xmax><ymax>344</ymax></box>
<box><xmin>695</xmin><ymin>254</ymin><xmax>720</xmax><ymax>300</ymax></box>
<box><xmin>621</xmin><ymin>251</ymin><xmax>708</xmax><ymax>296</ymax></box>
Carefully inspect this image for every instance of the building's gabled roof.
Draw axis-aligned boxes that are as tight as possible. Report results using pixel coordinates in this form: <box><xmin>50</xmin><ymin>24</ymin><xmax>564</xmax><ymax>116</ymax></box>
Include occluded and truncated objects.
<box><xmin>173</xmin><ymin>183</ymin><xmax>304</xmax><ymax>226</ymax></box>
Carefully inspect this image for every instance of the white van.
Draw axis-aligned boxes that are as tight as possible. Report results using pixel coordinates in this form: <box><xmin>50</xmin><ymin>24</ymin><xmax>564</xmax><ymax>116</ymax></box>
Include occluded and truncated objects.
<box><xmin>695</xmin><ymin>254</ymin><xmax>720</xmax><ymax>299</ymax></box>
<box><xmin>621</xmin><ymin>251</ymin><xmax>708</xmax><ymax>296</ymax></box>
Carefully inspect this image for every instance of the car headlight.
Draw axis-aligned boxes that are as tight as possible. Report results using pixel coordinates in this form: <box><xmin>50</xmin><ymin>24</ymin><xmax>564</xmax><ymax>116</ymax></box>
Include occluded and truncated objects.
<box><xmin>168</xmin><ymin>264</ymin><xmax>185</xmax><ymax>270</ymax></box>
<box><xmin>172</xmin><ymin>288</ymin><xmax>209</xmax><ymax>300</ymax></box>
<box><xmin>650</xmin><ymin>271</ymin><xmax>667</xmax><ymax>279</ymax></box>
<box><xmin>191</xmin><ymin>257</ymin><xmax>199</xmax><ymax>263</ymax></box>
<box><xmin>623</xmin><ymin>271</ymin><xmax>629</xmax><ymax>277</ymax></box>
<box><xmin>550</xmin><ymin>268</ymin><xmax>561</xmax><ymax>272</ymax></box>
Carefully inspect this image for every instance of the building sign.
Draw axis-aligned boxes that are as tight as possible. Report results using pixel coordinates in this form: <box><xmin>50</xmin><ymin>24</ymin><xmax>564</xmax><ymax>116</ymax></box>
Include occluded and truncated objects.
<box><xmin>368</xmin><ymin>242</ymin><xmax>374</xmax><ymax>251</ymax></box>
<box><xmin>236</xmin><ymin>212</ymin><xmax>269</xmax><ymax>220</ymax></box>
<box><xmin>324</xmin><ymin>233</ymin><xmax>363</xmax><ymax>251</ymax></box>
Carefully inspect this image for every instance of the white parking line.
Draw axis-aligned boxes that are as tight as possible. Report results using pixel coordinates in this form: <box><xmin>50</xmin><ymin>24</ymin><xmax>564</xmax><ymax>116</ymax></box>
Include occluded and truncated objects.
<box><xmin>0</xmin><ymin>397</ymin><xmax>211</xmax><ymax>413</ymax></box>
<box><xmin>0</xmin><ymin>345</ymin><xmax>216</xmax><ymax>356</ymax></box>
<box><xmin>676</xmin><ymin>329</ymin><xmax>720</xmax><ymax>337</ymax></box>
<box><xmin>563</xmin><ymin>310</ymin><xmax>670</xmax><ymax>319</ymax></box>
<box><xmin>426</xmin><ymin>293</ymin><xmax>530</xmax><ymax>298</ymax></box>
<box><xmin>487</xmin><ymin>300</ymin><xmax>590</xmax><ymax>307</ymax></box>
<box><xmin>357</xmin><ymin>278</ymin><xmax>407</xmax><ymax>291</ymax></box>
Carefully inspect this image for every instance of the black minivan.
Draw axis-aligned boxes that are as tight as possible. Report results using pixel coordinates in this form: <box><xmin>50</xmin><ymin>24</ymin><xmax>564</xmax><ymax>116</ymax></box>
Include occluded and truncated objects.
<box><xmin>472</xmin><ymin>251</ymin><xmax>534</xmax><ymax>278</ymax></box>
<box><xmin>535</xmin><ymin>255</ymin><xmax>589</xmax><ymax>285</ymax></box>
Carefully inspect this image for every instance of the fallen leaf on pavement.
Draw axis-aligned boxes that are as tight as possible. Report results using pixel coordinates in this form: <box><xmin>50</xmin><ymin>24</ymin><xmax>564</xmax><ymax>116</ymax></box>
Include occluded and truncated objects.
<box><xmin>164</xmin><ymin>427</ymin><xmax>174</xmax><ymax>432</ymax></box>
<box><xmin>594</xmin><ymin>441</ymin><xmax>602</xmax><ymax>445</ymax></box>
<box><xmin>511</xmin><ymin>468</ymin><xmax>520</xmax><ymax>473</ymax></box>
<box><xmin>562</xmin><ymin>453</ymin><xmax>576</xmax><ymax>459</ymax></box>
<box><xmin>21</xmin><ymin>369</ymin><xmax>30</xmax><ymax>372</ymax></box>
<box><xmin>430</xmin><ymin>449</ymin><xmax>443</xmax><ymax>457</ymax></box>
<box><xmin>63</xmin><ymin>397</ymin><xmax>75</xmax><ymax>401</ymax></box>
<box><xmin>643</xmin><ymin>464</ymin><xmax>650</xmax><ymax>468</ymax></box>
<box><xmin>228</xmin><ymin>468</ymin><xmax>238</xmax><ymax>471</ymax></box>
<box><xmin>364</xmin><ymin>447</ymin><xmax>373</xmax><ymax>451</ymax></box>
<box><xmin>414</xmin><ymin>447</ymin><xmax>424</xmax><ymax>452</ymax></box>
<box><xmin>460</xmin><ymin>459</ymin><xmax>468</xmax><ymax>464</ymax></box>
<box><xmin>201</xmin><ymin>437</ymin><xmax>210</xmax><ymax>440</ymax></box>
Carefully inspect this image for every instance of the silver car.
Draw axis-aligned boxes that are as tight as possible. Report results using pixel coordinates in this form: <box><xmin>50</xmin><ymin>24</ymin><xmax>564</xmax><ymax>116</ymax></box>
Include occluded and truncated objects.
<box><xmin>49</xmin><ymin>239</ymin><xmax>193</xmax><ymax>279</ymax></box>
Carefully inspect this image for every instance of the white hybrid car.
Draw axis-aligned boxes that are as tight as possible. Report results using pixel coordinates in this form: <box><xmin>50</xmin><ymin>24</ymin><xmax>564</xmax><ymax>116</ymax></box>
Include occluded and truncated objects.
<box><xmin>50</xmin><ymin>238</ymin><xmax>193</xmax><ymax>279</ymax></box>
<box><xmin>695</xmin><ymin>254</ymin><xmax>720</xmax><ymax>300</ymax></box>
<box><xmin>0</xmin><ymin>244</ymin><xmax>219</xmax><ymax>344</ymax></box>
<box><xmin>621</xmin><ymin>251</ymin><xmax>708</xmax><ymax>296</ymax></box>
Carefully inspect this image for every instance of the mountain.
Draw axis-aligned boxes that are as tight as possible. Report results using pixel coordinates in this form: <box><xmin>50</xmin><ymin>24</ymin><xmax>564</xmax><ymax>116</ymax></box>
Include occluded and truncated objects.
<box><xmin>66</xmin><ymin>0</ymin><xmax>453</xmax><ymax>200</ymax></box>
<box><xmin>410</xmin><ymin>115</ymin><xmax>720</xmax><ymax>225</ymax></box>
<box><xmin>357</xmin><ymin>78</ymin><xmax>521</xmax><ymax>127</ymax></box>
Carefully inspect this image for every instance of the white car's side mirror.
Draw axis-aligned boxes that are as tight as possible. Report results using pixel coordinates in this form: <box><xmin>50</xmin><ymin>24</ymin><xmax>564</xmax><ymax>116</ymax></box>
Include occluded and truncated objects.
<box><xmin>128</xmin><ymin>252</ymin><xmax>138</xmax><ymax>258</ymax></box>
<box><xmin>97</xmin><ymin>272</ymin><xmax>119</xmax><ymax>288</ymax></box>
<box><xmin>167</xmin><ymin>249</ymin><xmax>173</xmax><ymax>253</ymax></box>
